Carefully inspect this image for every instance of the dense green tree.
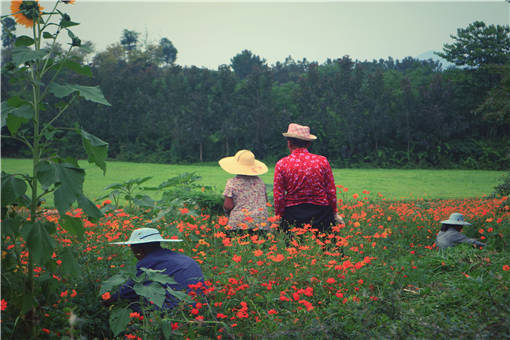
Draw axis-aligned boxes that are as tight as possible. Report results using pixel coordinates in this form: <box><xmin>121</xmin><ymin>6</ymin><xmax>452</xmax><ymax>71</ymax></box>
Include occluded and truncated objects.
<box><xmin>158</xmin><ymin>37</ymin><xmax>177</xmax><ymax>65</ymax></box>
<box><xmin>436</xmin><ymin>21</ymin><xmax>510</xmax><ymax>68</ymax></box>
<box><xmin>230</xmin><ymin>49</ymin><xmax>267</xmax><ymax>80</ymax></box>
<box><xmin>120</xmin><ymin>29</ymin><xmax>139</xmax><ymax>51</ymax></box>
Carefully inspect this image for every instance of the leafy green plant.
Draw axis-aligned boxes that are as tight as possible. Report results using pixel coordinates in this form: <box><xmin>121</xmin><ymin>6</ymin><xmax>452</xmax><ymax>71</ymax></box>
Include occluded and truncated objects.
<box><xmin>494</xmin><ymin>172</ymin><xmax>510</xmax><ymax>197</ymax></box>
<box><xmin>100</xmin><ymin>267</ymin><xmax>193</xmax><ymax>338</ymax></box>
<box><xmin>1</xmin><ymin>1</ymin><xmax>109</xmax><ymax>336</ymax></box>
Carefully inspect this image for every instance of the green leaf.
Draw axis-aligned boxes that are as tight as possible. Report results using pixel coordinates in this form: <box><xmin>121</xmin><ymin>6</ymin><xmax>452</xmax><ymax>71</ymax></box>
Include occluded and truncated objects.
<box><xmin>61</xmin><ymin>247</ymin><xmax>81</xmax><ymax>277</ymax></box>
<box><xmin>21</xmin><ymin>294</ymin><xmax>37</xmax><ymax>314</ymax></box>
<box><xmin>80</xmin><ymin>129</ymin><xmax>108</xmax><ymax>174</ymax></box>
<box><xmin>4</xmin><ymin>104</ymin><xmax>32</xmax><ymax>135</ymax></box>
<box><xmin>53</xmin><ymin>163</ymin><xmax>85</xmax><ymax>215</ymax></box>
<box><xmin>35</xmin><ymin>160</ymin><xmax>57</xmax><ymax>190</ymax></box>
<box><xmin>109</xmin><ymin>308</ymin><xmax>131</xmax><ymax>336</ymax></box>
<box><xmin>133</xmin><ymin>282</ymin><xmax>166</xmax><ymax>308</ymax></box>
<box><xmin>7</xmin><ymin>96</ymin><xmax>31</xmax><ymax>108</ymax></box>
<box><xmin>15</xmin><ymin>35</ymin><xmax>34</xmax><ymax>47</ymax></box>
<box><xmin>12</xmin><ymin>46</ymin><xmax>48</xmax><ymax>66</ymax></box>
<box><xmin>133</xmin><ymin>195</ymin><xmax>155</xmax><ymax>208</ymax></box>
<box><xmin>42</xmin><ymin>32</ymin><xmax>54</xmax><ymax>39</ymax></box>
<box><xmin>63</xmin><ymin>60</ymin><xmax>92</xmax><ymax>77</ymax></box>
<box><xmin>77</xmin><ymin>193</ymin><xmax>103</xmax><ymax>220</ymax></box>
<box><xmin>24</xmin><ymin>222</ymin><xmax>55</xmax><ymax>264</ymax></box>
<box><xmin>48</xmin><ymin>83</ymin><xmax>111</xmax><ymax>106</ymax></box>
<box><xmin>47</xmin><ymin>82</ymin><xmax>76</xmax><ymax>98</ymax></box>
<box><xmin>166</xmin><ymin>287</ymin><xmax>193</xmax><ymax>304</ymax></box>
<box><xmin>1</xmin><ymin>173</ymin><xmax>27</xmax><ymax>206</ymax></box>
<box><xmin>61</xmin><ymin>20</ymin><xmax>79</xmax><ymax>28</ymax></box>
<box><xmin>161</xmin><ymin>319</ymin><xmax>173</xmax><ymax>340</ymax></box>
<box><xmin>100</xmin><ymin>274</ymin><xmax>128</xmax><ymax>295</ymax></box>
<box><xmin>1</xmin><ymin>217</ymin><xmax>23</xmax><ymax>238</ymax></box>
<box><xmin>60</xmin><ymin>214</ymin><xmax>84</xmax><ymax>241</ymax></box>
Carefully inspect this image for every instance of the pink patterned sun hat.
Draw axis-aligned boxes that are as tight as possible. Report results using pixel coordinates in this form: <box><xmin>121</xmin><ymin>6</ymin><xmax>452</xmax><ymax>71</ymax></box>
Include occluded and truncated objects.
<box><xmin>282</xmin><ymin>123</ymin><xmax>317</xmax><ymax>141</ymax></box>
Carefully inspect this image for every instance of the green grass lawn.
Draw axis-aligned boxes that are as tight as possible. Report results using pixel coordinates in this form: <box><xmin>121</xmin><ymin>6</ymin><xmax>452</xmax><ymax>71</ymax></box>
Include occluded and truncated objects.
<box><xmin>2</xmin><ymin>158</ymin><xmax>506</xmax><ymax>204</ymax></box>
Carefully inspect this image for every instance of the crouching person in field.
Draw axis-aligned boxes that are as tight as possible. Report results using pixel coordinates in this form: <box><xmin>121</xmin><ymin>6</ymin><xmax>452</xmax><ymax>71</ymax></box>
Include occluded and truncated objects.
<box><xmin>104</xmin><ymin>228</ymin><xmax>205</xmax><ymax>312</ymax></box>
<box><xmin>436</xmin><ymin>213</ymin><xmax>486</xmax><ymax>249</ymax></box>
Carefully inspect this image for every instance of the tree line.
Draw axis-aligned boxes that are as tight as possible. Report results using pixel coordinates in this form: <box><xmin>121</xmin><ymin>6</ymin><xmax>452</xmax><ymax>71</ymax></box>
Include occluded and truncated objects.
<box><xmin>2</xmin><ymin>21</ymin><xmax>509</xmax><ymax>169</ymax></box>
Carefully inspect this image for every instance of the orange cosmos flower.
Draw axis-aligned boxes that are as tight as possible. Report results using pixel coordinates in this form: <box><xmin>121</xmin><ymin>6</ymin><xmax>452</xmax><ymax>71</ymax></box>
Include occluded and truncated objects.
<box><xmin>11</xmin><ymin>0</ymin><xmax>44</xmax><ymax>28</ymax></box>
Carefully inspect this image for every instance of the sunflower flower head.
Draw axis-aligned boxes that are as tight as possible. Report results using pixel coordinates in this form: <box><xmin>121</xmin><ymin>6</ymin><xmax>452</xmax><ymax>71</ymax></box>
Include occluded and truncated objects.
<box><xmin>11</xmin><ymin>0</ymin><xmax>44</xmax><ymax>28</ymax></box>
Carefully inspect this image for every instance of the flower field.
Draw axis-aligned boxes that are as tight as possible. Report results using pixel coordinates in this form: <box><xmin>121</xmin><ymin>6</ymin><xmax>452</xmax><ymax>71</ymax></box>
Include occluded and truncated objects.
<box><xmin>2</xmin><ymin>189</ymin><xmax>509</xmax><ymax>339</ymax></box>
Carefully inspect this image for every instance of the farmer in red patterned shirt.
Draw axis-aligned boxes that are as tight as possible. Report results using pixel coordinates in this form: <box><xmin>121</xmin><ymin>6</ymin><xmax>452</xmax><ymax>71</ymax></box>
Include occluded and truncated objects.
<box><xmin>274</xmin><ymin>123</ymin><xmax>343</xmax><ymax>233</ymax></box>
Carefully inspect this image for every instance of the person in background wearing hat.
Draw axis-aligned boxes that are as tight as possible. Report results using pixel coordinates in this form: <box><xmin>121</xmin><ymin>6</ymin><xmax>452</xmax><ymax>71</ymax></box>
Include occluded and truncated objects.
<box><xmin>219</xmin><ymin>150</ymin><xmax>270</xmax><ymax>234</ymax></box>
<box><xmin>274</xmin><ymin>123</ymin><xmax>343</xmax><ymax>234</ymax></box>
<box><xmin>436</xmin><ymin>212</ymin><xmax>486</xmax><ymax>249</ymax></box>
<box><xmin>105</xmin><ymin>228</ymin><xmax>205</xmax><ymax>311</ymax></box>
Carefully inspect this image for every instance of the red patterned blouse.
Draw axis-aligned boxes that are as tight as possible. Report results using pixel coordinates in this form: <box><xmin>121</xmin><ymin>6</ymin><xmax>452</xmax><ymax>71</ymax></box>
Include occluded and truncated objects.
<box><xmin>273</xmin><ymin>148</ymin><xmax>337</xmax><ymax>217</ymax></box>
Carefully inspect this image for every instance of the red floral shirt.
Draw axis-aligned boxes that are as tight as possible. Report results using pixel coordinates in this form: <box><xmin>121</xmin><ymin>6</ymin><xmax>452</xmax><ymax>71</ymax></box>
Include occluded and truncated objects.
<box><xmin>273</xmin><ymin>148</ymin><xmax>337</xmax><ymax>216</ymax></box>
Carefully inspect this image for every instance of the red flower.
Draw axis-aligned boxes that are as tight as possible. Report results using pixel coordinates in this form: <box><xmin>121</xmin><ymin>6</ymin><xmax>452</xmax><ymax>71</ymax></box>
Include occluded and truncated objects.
<box><xmin>232</xmin><ymin>254</ymin><xmax>242</xmax><ymax>263</ymax></box>
<box><xmin>503</xmin><ymin>265</ymin><xmax>510</xmax><ymax>271</ymax></box>
<box><xmin>101</xmin><ymin>292</ymin><xmax>111</xmax><ymax>300</ymax></box>
<box><xmin>1</xmin><ymin>299</ymin><xmax>7</xmax><ymax>311</ymax></box>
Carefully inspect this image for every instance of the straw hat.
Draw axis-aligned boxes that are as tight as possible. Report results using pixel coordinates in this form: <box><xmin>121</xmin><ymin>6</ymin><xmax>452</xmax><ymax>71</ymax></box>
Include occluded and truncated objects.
<box><xmin>110</xmin><ymin>228</ymin><xmax>183</xmax><ymax>245</ymax></box>
<box><xmin>440</xmin><ymin>213</ymin><xmax>471</xmax><ymax>226</ymax></box>
<box><xmin>219</xmin><ymin>150</ymin><xmax>268</xmax><ymax>176</ymax></box>
<box><xmin>282</xmin><ymin>123</ymin><xmax>317</xmax><ymax>141</ymax></box>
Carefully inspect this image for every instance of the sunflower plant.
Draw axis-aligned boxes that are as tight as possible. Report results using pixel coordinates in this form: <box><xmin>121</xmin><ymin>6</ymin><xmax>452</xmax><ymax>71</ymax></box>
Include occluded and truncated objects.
<box><xmin>1</xmin><ymin>0</ymin><xmax>110</xmax><ymax>337</ymax></box>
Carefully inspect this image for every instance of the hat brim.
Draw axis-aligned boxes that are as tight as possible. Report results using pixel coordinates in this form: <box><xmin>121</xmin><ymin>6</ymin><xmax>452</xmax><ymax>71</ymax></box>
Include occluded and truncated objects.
<box><xmin>110</xmin><ymin>239</ymin><xmax>183</xmax><ymax>245</ymax></box>
<box><xmin>440</xmin><ymin>219</ymin><xmax>471</xmax><ymax>226</ymax></box>
<box><xmin>282</xmin><ymin>132</ymin><xmax>317</xmax><ymax>141</ymax></box>
<box><xmin>219</xmin><ymin>157</ymin><xmax>268</xmax><ymax>176</ymax></box>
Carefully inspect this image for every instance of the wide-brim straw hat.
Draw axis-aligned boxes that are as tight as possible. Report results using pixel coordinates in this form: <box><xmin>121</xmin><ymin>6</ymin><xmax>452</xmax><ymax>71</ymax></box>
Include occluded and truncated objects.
<box><xmin>219</xmin><ymin>150</ymin><xmax>268</xmax><ymax>176</ymax></box>
<box><xmin>110</xmin><ymin>227</ymin><xmax>183</xmax><ymax>245</ymax></box>
<box><xmin>282</xmin><ymin>123</ymin><xmax>317</xmax><ymax>141</ymax></box>
<box><xmin>440</xmin><ymin>212</ymin><xmax>471</xmax><ymax>226</ymax></box>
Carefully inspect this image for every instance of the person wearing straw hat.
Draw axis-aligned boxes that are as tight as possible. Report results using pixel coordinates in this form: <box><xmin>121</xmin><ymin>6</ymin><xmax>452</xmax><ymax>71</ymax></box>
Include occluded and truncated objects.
<box><xmin>274</xmin><ymin>123</ymin><xmax>343</xmax><ymax>234</ymax></box>
<box><xmin>104</xmin><ymin>228</ymin><xmax>205</xmax><ymax>310</ymax></box>
<box><xmin>219</xmin><ymin>150</ymin><xmax>270</xmax><ymax>234</ymax></box>
<box><xmin>436</xmin><ymin>212</ymin><xmax>486</xmax><ymax>249</ymax></box>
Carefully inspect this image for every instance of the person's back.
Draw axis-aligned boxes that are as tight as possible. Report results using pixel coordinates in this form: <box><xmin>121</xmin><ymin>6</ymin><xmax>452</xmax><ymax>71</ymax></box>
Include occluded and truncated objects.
<box><xmin>435</xmin><ymin>213</ymin><xmax>486</xmax><ymax>249</ymax></box>
<box><xmin>136</xmin><ymin>247</ymin><xmax>204</xmax><ymax>291</ymax></box>
<box><xmin>224</xmin><ymin>175</ymin><xmax>268</xmax><ymax>230</ymax></box>
<box><xmin>219</xmin><ymin>150</ymin><xmax>269</xmax><ymax>231</ymax></box>
<box><xmin>275</xmin><ymin>148</ymin><xmax>333</xmax><ymax>208</ymax></box>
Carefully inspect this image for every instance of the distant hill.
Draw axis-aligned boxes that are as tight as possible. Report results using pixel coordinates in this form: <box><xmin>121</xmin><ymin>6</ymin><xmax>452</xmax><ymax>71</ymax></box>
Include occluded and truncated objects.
<box><xmin>415</xmin><ymin>50</ymin><xmax>456</xmax><ymax>69</ymax></box>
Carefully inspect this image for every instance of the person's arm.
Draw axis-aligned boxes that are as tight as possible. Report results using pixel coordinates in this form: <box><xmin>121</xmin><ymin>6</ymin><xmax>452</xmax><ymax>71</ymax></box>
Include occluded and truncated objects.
<box><xmin>462</xmin><ymin>237</ymin><xmax>486</xmax><ymax>248</ymax></box>
<box><xmin>223</xmin><ymin>179</ymin><xmax>234</xmax><ymax>215</ymax></box>
<box><xmin>224</xmin><ymin>196</ymin><xmax>234</xmax><ymax>212</ymax></box>
<box><xmin>273</xmin><ymin>162</ymin><xmax>285</xmax><ymax>217</ymax></box>
<box><xmin>323</xmin><ymin>159</ymin><xmax>338</xmax><ymax>213</ymax></box>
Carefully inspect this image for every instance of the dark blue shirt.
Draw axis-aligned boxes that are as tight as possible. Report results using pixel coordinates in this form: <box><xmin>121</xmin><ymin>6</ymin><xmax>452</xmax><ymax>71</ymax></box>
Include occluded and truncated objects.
<box><xmin>114</xmin><ymin>247</ymin><xmax>204</xmax><ymax>309</ymax></box>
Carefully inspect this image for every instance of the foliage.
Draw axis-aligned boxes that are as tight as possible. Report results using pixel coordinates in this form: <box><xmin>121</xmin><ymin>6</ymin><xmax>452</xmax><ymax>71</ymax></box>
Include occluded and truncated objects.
<box><xmin>1</xmin><ymin>187</ymin><xmax>509</xmax><ymax>339</ymax></box>
<box><xmin>436</xmin><ymin>21</ymin><xmax>510</xmax><ymax>68</ymax></box>
<box><xmin>3</xmin><ymin>22</ymin><xmax>509</xmax><ymax>169</ymax></box>
<box><xmin>494</xmin><ymin>172</ymin><xmax>510</xmax><ymax>197</ymax></box>
<box><xmin>99</xmin><ymin>172</ymin><xmax>223</xmax><ymax>217</ymax></box>
<box><xmin>0</xmin><ymin>1</ymin><xmax>109</xmax><ymax>336</ymax></box>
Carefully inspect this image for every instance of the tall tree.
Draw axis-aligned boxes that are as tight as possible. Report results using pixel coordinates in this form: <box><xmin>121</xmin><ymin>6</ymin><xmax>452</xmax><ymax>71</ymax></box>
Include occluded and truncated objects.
<box><xmin>120</xmin><ymin>29</ymin><xmax>139</xmax><ymax>51</ymax></box>
<box><xmin>158</xmin><ymin>37</ymin><xmax>177</xmax><ymax>65</ymax></box>
<box><xmin>230</xmin><ymin>49</ymin><xmax>267</xmax><ymax>80</ymax></box>
<box><xmin>436</xmin><ymin>21</ymin><xmax>510</xmax><ymax>68</ymax></box>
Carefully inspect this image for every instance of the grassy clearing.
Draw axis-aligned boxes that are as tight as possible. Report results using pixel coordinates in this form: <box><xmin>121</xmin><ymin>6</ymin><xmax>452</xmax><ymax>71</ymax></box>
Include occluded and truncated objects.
<box><xmin>2</xmin><ymin>158</ymin><xmax>505</xmax><ymax>203</ymax></box>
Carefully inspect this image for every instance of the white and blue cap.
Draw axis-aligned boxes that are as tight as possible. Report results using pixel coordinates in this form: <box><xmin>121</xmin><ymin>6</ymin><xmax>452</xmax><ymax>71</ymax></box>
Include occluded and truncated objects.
<box><xmin>440</xmin><ymin>213</ymin><xmax>471</xmax><ymax>226</ymax></box>
<box><xmin>110</xmin><ymin>227</ymin><xmax>183</xmax><ymax>245</ymax></box>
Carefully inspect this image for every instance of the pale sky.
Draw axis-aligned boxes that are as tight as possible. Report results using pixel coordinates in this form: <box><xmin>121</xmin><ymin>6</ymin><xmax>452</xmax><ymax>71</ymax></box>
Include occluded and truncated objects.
<box><xmin>2</xmin><ymin>1</ymin><xmax>509</xmax><ymax>69</ymax></box>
